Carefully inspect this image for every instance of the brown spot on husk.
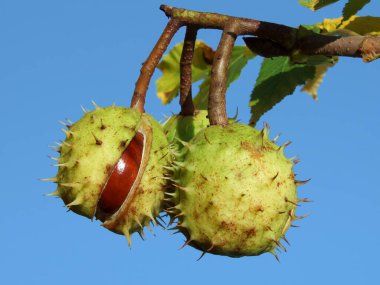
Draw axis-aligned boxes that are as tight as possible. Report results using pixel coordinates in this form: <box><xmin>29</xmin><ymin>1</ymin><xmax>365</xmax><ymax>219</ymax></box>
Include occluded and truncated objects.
<box><xmin>245</xmin><ymin>228</ymin><xmax>257</xmax><ymax>238</ymax></box>
<box><xmin>240</xmin><ymin>141</ymin><xmax>263</xmax><ymax>159</ymax></box>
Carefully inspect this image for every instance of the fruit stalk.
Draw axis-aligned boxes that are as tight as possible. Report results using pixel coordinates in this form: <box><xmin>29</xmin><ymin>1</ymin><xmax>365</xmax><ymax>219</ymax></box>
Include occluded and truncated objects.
<box><xmin>131</xmin><ymin>18</ymin><xmax>182</xmax><ymax>112</ymax></box>
<box><xmin>179</xmin><ymin>26</ymin><xmax>197</xmax><ymax>116</ymax></box>
<box><xmin>208</xmin><ymin>22</ymin><xmax>238</xmax><ymax>126</ymax></box>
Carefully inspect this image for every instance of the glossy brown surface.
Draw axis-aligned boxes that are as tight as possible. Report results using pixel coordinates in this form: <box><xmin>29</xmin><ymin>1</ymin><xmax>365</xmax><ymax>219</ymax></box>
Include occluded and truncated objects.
<box><xmin>97</xmin><ymin>132</ymin><xmax>144</xmax><ymax>216</ymax></box>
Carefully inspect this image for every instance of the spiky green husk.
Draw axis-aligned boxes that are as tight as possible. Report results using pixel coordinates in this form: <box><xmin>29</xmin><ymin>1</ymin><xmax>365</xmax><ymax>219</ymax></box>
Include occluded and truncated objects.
<box><xmin>163</xmin><ymin>110</ymin><xmax>210</xmax><ymax>150</ymax></box>
<box><xmin>50</xmin><ymin>106</ymin><xmax>171</xmax><ymax>243</ymax></box>
<box><xmin>162</xmin><ymin>111</ymin><xmax>210</xmax><ymax>213</ymax></box>
<box><xmin>170</xmin><ymin>123</ymin><xmax>298</xmax><ymax>258</ymax></box>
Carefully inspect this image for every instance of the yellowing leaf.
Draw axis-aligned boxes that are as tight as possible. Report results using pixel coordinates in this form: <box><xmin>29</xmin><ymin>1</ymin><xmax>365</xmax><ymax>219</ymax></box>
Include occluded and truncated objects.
<box><xmin>156</xmin><ymin>41</ymin><xmax>215</xmax><ymax>105</ymax></box>
<box><xmin>301</xmin><ymin>59</ymin><xmax>338</xmax><ymax>100</ymax></box>
<box><xmin>318</xmin><ymin>17</ymin><xmax>346</xmax><ymax>32</ymax></box>
<box><xmin>319</xmin><ymin>16</ymin><xmax>380</xmax><ymax>34</ymax></box>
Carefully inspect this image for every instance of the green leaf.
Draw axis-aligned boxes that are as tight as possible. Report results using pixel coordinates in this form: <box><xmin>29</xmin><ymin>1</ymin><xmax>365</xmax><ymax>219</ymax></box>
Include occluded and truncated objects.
<box><xmin>249</xmin><ymin>57</ymin><xmax>315</xmax><ymax>125</ymax></box>
<box><xmin>343</xmin><ymin>0</ymin><xmax>370</xmax><ymax>20</ymax></box>
<box><xmin>155</xmin><ymin>41</ymin><xmax>215</xmax><ymax>105</ymax></box>
<box><xmin>299</xmin><ymin>0</ymin><xmax>339</xmax><ymax>11</ymax></box>
<box><xmin>299</xmin><ymin>24</ymin><xmax>321</xmax><ymax>34</ymax></box>
<box><xmin>193</xmin><ymin>46</ymin><xmax>255</xmax><ymax>109</ymax></box>
<box><xmin>192</xmin><ymin>77</ymin><xmax>211</xmax><ymax>110</ymax></box>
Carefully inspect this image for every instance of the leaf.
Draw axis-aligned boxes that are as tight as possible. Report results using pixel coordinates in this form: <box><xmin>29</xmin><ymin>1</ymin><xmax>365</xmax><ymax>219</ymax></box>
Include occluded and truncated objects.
<box><xmin>319</xmin><ymin>16</ymin><xmax>380</xmax><ymax>34</ymax></box>
<box><xmin>155</xmin><ymin>41</ymin><xmax>215</xmax><ymax>105</ymax></box>
<box><xmin>342</xmin><ymin>0</ymin><xmax>370</xmax><ymax>21</ymax></box>
<box><xmin>249</xmin><ymin>57</ymin><xmax>315</xmax><ymax>125</ymax></box>
<box><xmin>301</xmin><ymin>58</ymin><xmax>338</xmax><ymax>100</ymax></box>
<box><xmin>299</xmin><ymin>0</ymin><xmax>339</xmax><ymax>11</ymax></box>
<box><xmin>192</xmin><ymin>77</ymin><xmax>210</xmax><ymax>110</ymax></box>
<box><xmin>344</xmin><ymin>16</ymin><xmax>380</xmax><ymax>34</ymax></box>
<box><xmin>299</xmin><ymin>24</ymin><xmax>321</xmax><ymax>34</ymax></box>
<box><xmin>193</xmin><ymin>46</ymin><xmax>255</xmax><ymax>110</ymax></box>
<box><xmin>318</xmin><ymin>17</ymin><xmax>346</xmax><ymax>32</ymax></box>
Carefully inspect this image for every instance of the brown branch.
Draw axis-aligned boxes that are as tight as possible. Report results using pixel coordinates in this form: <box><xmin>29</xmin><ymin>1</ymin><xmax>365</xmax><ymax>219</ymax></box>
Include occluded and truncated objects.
<box><xmin>161</xmin><ymin>4</ymin><xmax>380</xmax><ymax>63</ymax></box>
<box><xmin>244</xmin><ymin>35</ymin><xmax>380</xmax><ymax>62</ymax></box>
<box><xmin>208</xmin><ymin>21</ymin><xmax>239</xmax><ymax>126</ymax></box>
<box><xmin>179</xmin><ymin>26</ymin><xmax>197</xmax><ymax>116</ymax></box>
<box><xmin>130</xmin><ymin>19</ymin><xmax>182</xmax><ymax>112</ymax></box>
<box><xmin>298</xmin><ymin>34</ymin><xmax>380</xmax><ymax>62</ymax></box>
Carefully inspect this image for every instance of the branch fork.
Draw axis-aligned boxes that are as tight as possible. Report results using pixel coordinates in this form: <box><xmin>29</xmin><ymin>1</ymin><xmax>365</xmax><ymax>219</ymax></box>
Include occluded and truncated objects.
<box><xmin>131</xmin><ymin>4</ymin><xmax>380</xmax><ymax>126</ymax></box>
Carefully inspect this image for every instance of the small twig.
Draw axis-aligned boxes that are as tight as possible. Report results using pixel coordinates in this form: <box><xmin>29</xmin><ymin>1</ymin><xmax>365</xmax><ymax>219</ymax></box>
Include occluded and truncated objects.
<box><xmin>160</xmin><ymin>4</ymin><xmax>297</xmax><ymax>49</ymax></box>
<box><xmin>208</xmin><ymin>21</ymin><xmax>239</xmax><ymax>126</ymax></box>
<box><xmin>130</xmin><ymin>18</ymin><xmax>182</xmax><ymax>112</ymax></box>
<box><xmin>179</xmin><ymin>26</ymin><xmax>197</xmax><ymax>116</ymax></box>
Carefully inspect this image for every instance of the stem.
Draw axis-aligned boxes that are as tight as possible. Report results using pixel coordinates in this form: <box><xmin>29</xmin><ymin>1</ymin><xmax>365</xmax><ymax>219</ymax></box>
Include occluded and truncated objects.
<box><xmin>130</xmin><ymin>19</ymin><xmax>182</xmax><ymax>112</ymax></box>
<box><xmin>179</xmin><ymin>26</ymin><xmax>197</xmax><ymax>116</ymax></box>
<box><xmin>208</xmin><ymin>21</ymin><xmax>238</xmax><ymax>126</ymax></box>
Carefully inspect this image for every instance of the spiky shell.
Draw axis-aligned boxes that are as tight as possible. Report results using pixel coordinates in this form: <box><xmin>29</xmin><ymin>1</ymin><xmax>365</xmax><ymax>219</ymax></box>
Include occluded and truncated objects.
<box><xmin>163</xmin><ymin>110</ymin><xmax>210</xmax><ymax>150</ymax></box>
<box><xmin>50</xmin><ymin>106</ymin><xmax>171</xmax><ymax>244</ymax></box>
<box><xmin>170</xmin><ymin>123</ymin><xmax>299</xmax><ymax>258</ymax></box>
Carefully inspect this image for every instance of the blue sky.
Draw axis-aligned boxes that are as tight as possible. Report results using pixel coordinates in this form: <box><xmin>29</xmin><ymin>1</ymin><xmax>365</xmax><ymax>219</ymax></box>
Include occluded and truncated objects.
<box><xmin>1</xmin><ymin>0</ymin><xmax>380</xmax><ymax>284</ymax></box>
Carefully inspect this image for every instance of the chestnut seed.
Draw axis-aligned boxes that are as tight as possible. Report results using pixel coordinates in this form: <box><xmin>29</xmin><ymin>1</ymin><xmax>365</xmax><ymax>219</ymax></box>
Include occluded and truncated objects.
<box><xmin>97</xmin><ymin>132</ymin><xmax>144</xmax><ymax>217</ymax></box>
